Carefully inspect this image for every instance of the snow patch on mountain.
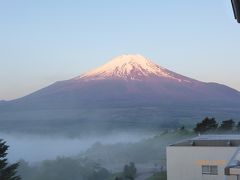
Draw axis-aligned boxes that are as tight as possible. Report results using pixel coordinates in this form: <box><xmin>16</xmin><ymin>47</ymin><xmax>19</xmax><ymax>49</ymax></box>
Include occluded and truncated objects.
<box><xmin>74</xmin><ymin>55</ymin><xmax>191</xmax><ymax>82</ymax></box>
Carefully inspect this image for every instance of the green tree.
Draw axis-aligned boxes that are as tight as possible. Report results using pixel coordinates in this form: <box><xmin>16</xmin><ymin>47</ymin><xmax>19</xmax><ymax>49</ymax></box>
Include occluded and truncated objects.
<box><xmin>0</xmin><ymin>139</ymin><xmax>21</xmax><ymax>180</ymax></box>
<box><xmin>123</xmin><ymin>162</ymin><xmax>137</xmax><ymax>180</ymax></box>
<box><xmin>219</xmin><ymin>119</ymin><xmax>235</xmax><ymax>131</ymax></box>
<box><xmin>236</xmin><ymin>122</ymin><xmax>240</xmax><ymax>131</ymax></box>
<box><xmin>194</xmin><ymin>117</ymin><xmax>218</xmax><ymax>133</ymax></box>
<box><xmin>180</xmin><ymin>126</ymin><xmax>185</xmax><ymax>131</ymax></box>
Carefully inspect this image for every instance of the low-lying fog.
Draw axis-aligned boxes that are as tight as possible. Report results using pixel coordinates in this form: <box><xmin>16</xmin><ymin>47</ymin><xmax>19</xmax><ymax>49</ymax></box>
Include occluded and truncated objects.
<box><xmin>0</xmin><ymin>132</ymin><xmax>153</xmax><ymax>163</ymax></box>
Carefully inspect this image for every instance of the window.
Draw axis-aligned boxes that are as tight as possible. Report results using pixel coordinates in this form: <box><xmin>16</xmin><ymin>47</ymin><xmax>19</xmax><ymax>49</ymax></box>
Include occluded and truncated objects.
<box><xmin>202</xmin><ymin>165</ymin><xmax>218</xmax><ymax>175</ymax></box>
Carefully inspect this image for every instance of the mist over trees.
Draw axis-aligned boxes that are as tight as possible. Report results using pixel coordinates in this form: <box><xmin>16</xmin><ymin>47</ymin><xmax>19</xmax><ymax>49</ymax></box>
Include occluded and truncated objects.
<box><xmin>14</xmin><ymin>131</ymin><xmax>189</xmax><ymax>180</ymax></box>
<box><xmin>18</xmin><ymin>157</ymin><xmax>111</xmax><ymax>180</ymax></box>
<box><xmin>2</xmin><ymin>116</ymin><xmax>239</xmax><ymax>180</ymax></box>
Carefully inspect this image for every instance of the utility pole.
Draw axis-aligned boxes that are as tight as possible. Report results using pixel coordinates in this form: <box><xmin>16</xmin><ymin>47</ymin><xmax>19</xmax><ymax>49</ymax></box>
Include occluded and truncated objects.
<box><xmin>231</xmin><ymin>0</ymin><xmax>240</xmax><ymax>23</ymax></box>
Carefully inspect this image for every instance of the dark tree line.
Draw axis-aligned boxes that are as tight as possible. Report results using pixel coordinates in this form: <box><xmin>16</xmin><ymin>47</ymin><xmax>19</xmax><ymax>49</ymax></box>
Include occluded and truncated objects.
<box><xmin>194</xmin><ymin>117</ymin><xmax>240</xmax><ymax>133</ymax></box>
<box><xmin>0</xmin><ymin>139</ymin><xmax>21</xmax><ymax>180</ymax></box>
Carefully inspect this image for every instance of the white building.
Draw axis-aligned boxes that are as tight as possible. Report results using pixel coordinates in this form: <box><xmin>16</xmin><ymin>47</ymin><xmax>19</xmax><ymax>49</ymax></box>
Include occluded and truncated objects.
<box><xmin>167</xmin><ymin>135</ymin><xmax>240</xmax><ymax>180</ymax></box>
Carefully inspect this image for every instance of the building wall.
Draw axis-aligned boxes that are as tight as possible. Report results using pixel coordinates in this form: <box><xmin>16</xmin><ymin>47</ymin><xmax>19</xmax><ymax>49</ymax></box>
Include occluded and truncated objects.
<box><xmin>167</xmin><ymin>146</ymin><xmax>238</xmax><ymax>180</ymax></box>
<box><xmin>226</xmin><ymin>175</ymin><xmax>239</xmax><ymax>180</ymax></box>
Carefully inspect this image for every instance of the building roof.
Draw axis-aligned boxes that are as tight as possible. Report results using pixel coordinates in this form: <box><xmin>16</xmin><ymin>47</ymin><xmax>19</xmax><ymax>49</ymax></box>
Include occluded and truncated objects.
<box><xmin>170</xmin><ymin>135</ymin><xmax>240</xmax><ymax>147</ymax></box>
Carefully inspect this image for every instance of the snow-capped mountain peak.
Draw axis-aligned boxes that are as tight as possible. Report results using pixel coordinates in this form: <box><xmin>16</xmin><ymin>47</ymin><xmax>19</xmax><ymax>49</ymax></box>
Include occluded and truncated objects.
<box><xmin>75</xmin><ymin>54</ymin><xmax>190</xmax><ymax>81</ymax></box>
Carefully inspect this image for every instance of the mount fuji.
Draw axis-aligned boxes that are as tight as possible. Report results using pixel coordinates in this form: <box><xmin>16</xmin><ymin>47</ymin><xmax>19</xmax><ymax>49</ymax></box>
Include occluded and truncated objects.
<box><xmin>1</xmin><ymin>55</ymin><xmax>240</xmax><ymax>133</ymax></box>
<box><xmin>10</xmin><ymin>54</ymin><xmax>239</xmax><ymax>107</ymax></box>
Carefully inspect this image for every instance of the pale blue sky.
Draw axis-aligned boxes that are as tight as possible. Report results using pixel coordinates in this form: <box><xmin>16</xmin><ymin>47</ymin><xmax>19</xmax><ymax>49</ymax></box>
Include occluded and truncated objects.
<box><xmin>0</xmin><ymin>0</ymin><xmax>239</xmax><ymax>100</ymax></box>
